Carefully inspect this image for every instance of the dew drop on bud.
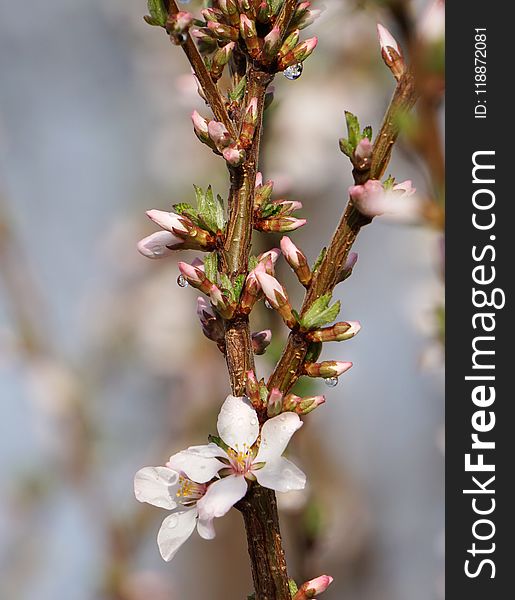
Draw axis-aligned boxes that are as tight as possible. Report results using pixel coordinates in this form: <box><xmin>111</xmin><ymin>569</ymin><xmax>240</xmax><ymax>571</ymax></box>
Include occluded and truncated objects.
<box><xmin>177</xmin><ymin>274</ymin><xmax>189</xmax><ymax>288</ymax></box>
<box><xmin>171</xmin><ymin>33</ymin><xmax>187</xmax><ymax>45</ymax></box>
<box><xmin>283</xmin><ymin>63</ymin><xmax>303</xmax><ymax>81</ymax></box>
<box><xmin>324</xmin><ymin>376</ymin><xmax>338</xmax><ymax>387</ymax></box>
<box><xmin>264</xmin><ymin>300</ymin><xmax>272</xmax><ymax>309</ymax></box>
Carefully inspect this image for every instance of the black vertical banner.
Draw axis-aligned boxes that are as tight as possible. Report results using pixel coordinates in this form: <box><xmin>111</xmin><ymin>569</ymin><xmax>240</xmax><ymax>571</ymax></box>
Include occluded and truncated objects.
<box><xmin>447</xmin><ymin>1</ymin><xmax>514</xmax><ymax>598</ymax></box>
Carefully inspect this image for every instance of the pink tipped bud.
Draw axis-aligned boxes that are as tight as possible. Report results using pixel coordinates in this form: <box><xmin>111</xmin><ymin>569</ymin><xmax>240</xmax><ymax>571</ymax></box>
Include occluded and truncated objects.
<box><xmin>304</xmin><ymin>361</ymin><xmax>353</xmax><ymax>378</ymax></box>
<box><xmin>280</xmin><ymin>236</ymin><xmax>311</xmax><ymax>286</ymax></box>
<box><xmin>255</xmin><ymin>271</ymin><xmax>296</xmax><ymax>328</ymax></box>
<box><xmin>263</xmin><ymin>25</ymin><xmax>281</xmax><ymax>59</ymax></box>
<box><xmin>298</xmin><ymin>395</ymin><xmax>326</xmax><ymax>415</ymax></box>
<box><xmin>208</xmin><ymin>120</ymin><xmax>232</xmax><ymax>149</ymax></box>
<box><xmin>307</xmin><ymin>321</ymin><xmax>361</xmax><ymax>343</ymax></box>
<box><xmin>354</xmin><ymin>138</ymin><xmax>373</xmax><ymax>166</ymax></box>
<box><xmin>146</xmin><ymin>209</ymin><xmax>188</xmax><ymax>235</ymax></box>
<box><xmin>245</xmin><ymin>370</ymin><xmax>262</xmax><ymax>408</ymax></box>
<box><xmin>258</xmin><ymin>247</ymin><xmax>281</xmax><ymax>274</ymax></box>
<box><xmin>295</xmin><ymin>8</ymin><xmax>322</xmax><ymax>30</ymax></box>
<box><xmin>255</xmin><ymin>172</ymin><xmax>263</xmax><ymax>187</ymax></box>
<box><xmin>278</xmin><ymin>29</ymin><xmax>300</xmax><ymax>60</ymax></box>
<box><xmin>340</xmin><ymin>252</ymin><xmax>358</xmax><ymax>282</ymax></box>
<box><xmin>178</xmin><ymin>261</ymin><xmax>204</xmax><ymax>285</ymax></box>
<box><xmin>137</xmin><ymin>231</ymin><xmax>180</xmax><ymax>258</ymax></box>
<box><xmin>196</xmin><ymin>297</ymin><xmax>225</xmax><ymax>344</ymax></box>
<box><xmin>297</xmin><ymin>575</ymin><xmax>334</xmax><ymax>598</ymax></box>
<box><xmin>377</xmin><ymin>23</ymin><xmax>405</xmax><ymax>80</ymax></box>
<box><xmin>251</xmin><ymin>329</ymin><xmax>272</xmax><ymax>355</ymax></box>
<box><xmin>254</xmin><ymin>179</ymin><xmax>274</xmax><ymax>208</ymax></box>
<box><xmin>256</xmin><ymin>217</ymin><xmax>307</xmax><ymax>233</ymax></box>
<box><xmin>210</xmin><ymin>42</ymin><xmax>235</xmax><ymax>81</ymax></box>
<box><xmin>207</xmin><ymin>20</ymin><xmax>239</xmax><ymax>42</ymax></box>
<box><xmin>240</xmin><ymin>14</ymin><xmax>259</xmax><ymax>57</ymax></box>
<box><xmin>222</xmin><ymin>144</ymin><xmax>246</xmax><ymax>167</ymax></box>
<box><xmin>393</xmin><ymin>179</ymin><xmax>416</xmax><ymax>196</ymax></box>
<box><xmin>267</xmin><ymin>388</ymin><xmax>284</xmax><ymax>417</ymax></box>
<box><xmin>191</xmin><ymin>110</ymin><xmax>209</xmax><ymax>137</ymax></box>
<box><xmin>240</xmin><ymin>97</ymin><xmax>259</xmax><ymax>148</ymax></box>
<box><xmin>279</xmin><ymin>37</ymin><xmax>318</xmax><ymax>70</ymax></box>
<box><xmin>349</xmin><ymin>179</ymin><xmax>386</xmax><ymax>217</ymax></box>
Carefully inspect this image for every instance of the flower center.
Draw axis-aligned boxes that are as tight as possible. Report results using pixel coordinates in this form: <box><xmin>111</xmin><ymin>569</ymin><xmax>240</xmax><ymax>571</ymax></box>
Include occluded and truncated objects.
<box><xmin>227</xmin><ymin>445</ymin><xmax>253</xmax><ymax>475</ymax></box>
<box><xmin>176</xmin><ymin>476</ymin><xmax>206</xmax><ymax>504</ymax></box>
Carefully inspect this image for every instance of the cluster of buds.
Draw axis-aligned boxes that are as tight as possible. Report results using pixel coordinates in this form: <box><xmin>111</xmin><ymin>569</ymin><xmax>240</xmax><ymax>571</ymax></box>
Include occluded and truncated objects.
<box><xmin>349</xmin><ymin>178</ymin><xmax>416</xmax><ymax>218</ymax></box>
<box><xmin>303</xmin><ymin>360</ymin><xmax>353</xmax><ymax>379</ymax></box>
<box><xmin>254</xmin><ymin>175</ymin><xmax>306</xmax><ymax>233</ymax></box>
<box><xmin>187</xmin><ymin>0</ymin><xmax>319</xmax><ymax>74</ymax></box>
<box><xmin>377</xmin><ymin>23</ymin><xmax>406</xmax><ymax>81</ymax></box>
<box><xmin>192</xmin><ymin>98</ymin><xmax>258</xmax><ymax>166</ymax></box>
<box><xmin>240</xmin><ymin>247</ymin><xmax>280</xmax><ymax>314</ymax></box>
<box><xmin>137</xmin><ymin>210</ymin><xmax>215</xmax><ymax>259</ymax></box>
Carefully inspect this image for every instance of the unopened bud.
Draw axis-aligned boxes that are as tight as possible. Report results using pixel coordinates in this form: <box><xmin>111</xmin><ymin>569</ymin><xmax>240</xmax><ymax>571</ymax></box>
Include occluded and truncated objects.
<box><xmin>240</xmin><ymin>265</ymin><xmax>263</xmax><ymax>314</ymax></box>
<box><xmin>307</xmin><ymin>321</ymin><xmax>361</xmax><ymax>343</ymax></box>
<box><xmin>256</xmin><ymin>217</ymin><xmax>307</xmax><ymax>232</ymax></box>
<box><xmin>280</xmin><ymin>236</ymin><xmax>311</xmax><ymax>286</ymax></box>
<box><xmin>191</xmin><ymin>28</ymin><xmax>218</xmax><ymax>54</ymax></box>
<box><xmin>210</xmin><ymin>42</ymin><xmax>235</xmax><ymax>81</ymax></box>
<box><xmin>254</xmin><ymin>179</ymin><xmax>274</xmax><ymax>209</ymax></box>
<box><xmin>196</xmin><ymin>297</ymin><xmax>225</xmax><ymax>343</ymax></box>
<box><xmin>240</xmin><ymin>14</ymin><xmax>260</xmax><ymax>58</ymax></box>
<box><xmin>137</xmin><ymin>231</ymin><xmax>179</xmax><ymax>259</ymax></box>
<box><xmin>146</xmin><ymin>209</ymin><xmax>213</xmax><ymax>249</ymax></box>
<box><xmin>201</xmin><ymin>7</ymin><xmax>223</xmax><ymax>23</ymax></box>
<box><xmin>166</xmin><ymin>11</ymin><xmax>193</xmax><ymax>44</ymax></box>
<box><xmin>354</xmin><ymin>138</ymin><xmax>373</xmax><ymax>169</ymax></box>
<box><xmin>218</xmin><ymin>0</ymin><xmax>240</xmax><ymax>27</ymax></box>
<box><xmin>191</xmin><ymin>111</ymin><xmax>217</xmax><ymax>150</ymax></box>
<box><xmin>208</xmin><ymin>120</ymin><xmax>233</xmax><ymax>150</ymax></box>
<box><xmin>279</xmin><ymin>37</ymin><xmax>318</xmax><ymax>70</ymax></box>
<box><xmin>246</xmin><ymin>370</ymin><xmax>262</xmax><ymax>409</ymax></box>
<box><xmin>304</xmin><ymin>360</ymin><xmax>353</xmax><ymax>378</ymax></box>
<box><xmin>298</xmin><ymin>395</ymin><xmax>326</xmax><ymax>415</ymax></box>
<box><xmin>255</xmin><ymin>271</ymin><xmax>296</xmax><ymax>328</ymax></box>
<box><xmin>240</xmin><ymin>97</ymin><xmax>259</xmax><ymax>148</ymax></box>
<box><xmin>267</xmin><ymin>388</ymin><xmax>284</xmax><ymax>417</ymax></box>
<box><xmin>257</xmin><ymin>248</ymin><xmax>281</xmax><ymax>275</ymax></box>
<box><xmin>257</xmin><ymin>1</ymin><xmax>271</xmax><ymax>23</ymax></box>
<box><xmin>349</xmin><ymin>179</ymin><xmax>385</xmax><ymax>217</ymax></box>
<box><xmin>278</xmin><ymin>29</ymin><xmax>300</xmax><ymax>60</ymax></box>
<box><xmin>296</xmin><ymin>575</ymin><xmax>334</xmax><ymax>599</ymax></box>
<box><xmin>251</xmin><ymin>329</ymin><xmax>272</xmax><ymax>355</ymax></box>
<box><xmin>377</xmin><ymin>23</ymin><xmax>405</xmax><ymax>80</ymax></box>
<box><xmin>208</xmin><ymin>20</ymin><xmax>239</xmax><ymax>42</ymax></box>
<box><xmin>263</xmin><ymin>26</ymin><xmax>281</xmax><ymax>59</ymax></box>
<box><xmin>222</xmin><ymin>144</ymin><xmax>246</xmax><ymax>167</ymax></box>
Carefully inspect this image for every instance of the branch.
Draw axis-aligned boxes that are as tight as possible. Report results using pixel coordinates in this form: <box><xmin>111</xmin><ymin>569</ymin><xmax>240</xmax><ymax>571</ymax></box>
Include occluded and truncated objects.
<box><xmin>165</xmin><ymin>0</ymin><xmax>237</xmax><ymax>138</ymax></box>
<box><xmin>268</xmin><ymin>71</ymin><xmax>419</xmax><ymax>392</ymax></box>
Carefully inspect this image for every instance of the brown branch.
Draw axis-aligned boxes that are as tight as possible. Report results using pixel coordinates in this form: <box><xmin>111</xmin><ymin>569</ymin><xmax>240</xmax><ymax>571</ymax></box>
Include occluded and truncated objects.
<box><xmin>275</xmin><ymin>0</ymin><xmax>299</xmax><ymax>39</ymax></box>
<box><xmin>165</xmin><ymin>0</ymin><xmax>237</xmax><ymax>138</ymax></box>
<box><xmin>268</xmin><ymin>71</ymin><xmax>419</xmax><ymax>393</ymax></box>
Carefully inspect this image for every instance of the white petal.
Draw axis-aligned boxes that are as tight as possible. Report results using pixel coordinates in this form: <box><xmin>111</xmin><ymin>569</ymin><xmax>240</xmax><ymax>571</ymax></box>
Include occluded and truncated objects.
<box><xmin>184</xmin><ymin>443</ymin><xmax>229</xmax><ymax>460</ymax></box>
<box><xmin>157</xmin><ymin>506</ymin><xmax>198</xmax><ymax>562</ymax></box>
<box><xmin>134</xmin><ymin>466</ymin><xmax>179</xmax><ymax>509</ymax></box>
<box><xmin>197</xmin><ymin>475</ymin><xmax>248</xmax><ymax>520</ymax></box>
<box><xmin>197</xmin><ymin>516</ymin><xmax>216</xmax><ymax>540</ymax></box>
<box><xmin>217</xmin><ymin>395</ymin><xmax>259</xmax><ymax>451</ymax></box>
<box><xmin>254</xmin><ymin>457</ymin><xmax>306</xmax><ymax>493</ymax></box>
<box><xmin>254</xmin><ymin>412</ymin><xmax>303</xmax><ymax>463</ymax></box>
<box><xmin>167</xmin><ymin>449</ymin><xmax>224</xmax><ymax>484</ymax></box>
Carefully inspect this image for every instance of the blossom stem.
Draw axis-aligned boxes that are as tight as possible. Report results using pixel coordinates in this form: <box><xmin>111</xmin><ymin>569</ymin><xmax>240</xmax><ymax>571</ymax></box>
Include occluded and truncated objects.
<box><xmin>268</xmin><ymin>71</ymin><xmax>418</xmax><ymax>393</ymax></box>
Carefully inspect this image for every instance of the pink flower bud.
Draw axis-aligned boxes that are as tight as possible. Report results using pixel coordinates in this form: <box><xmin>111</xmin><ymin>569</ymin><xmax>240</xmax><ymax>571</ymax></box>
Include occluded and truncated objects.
<box><xmin>245</xmin><ymin>370</ymin><xmax>262</xmax><ymax>408</ymax></box>
<box><xmin>208</xmin><ymin>121</ymin><xmax>232</xmax><ymax>149</ymax></box>
<box><xmin>349</xmin><ymin>179</ymin><xmax>386</xmax><ymax>217</ymax></box>
<box><xmin>354</xmin><ymin>138</ymin><xmax>373</xmax><ymax>165</ymax></box>
<box><xmin>263</xmin><ymin>25</ymin><xmax>281</xmax><ymax>58</ymax></box>
<box><xmin>298</xmin><ymin>395</ymin><xmax>326</xmax><ymax>415</ymax></box>
<box><xmin>196</xmin><ymin>297</ymin><xmax>225</xmax><ymax>343</ymax></box>
<box><xmin>304</xmin><ymin>361</ymin><xmax>353</xmax><ymax>378</ymax></box>
<box><xmin>377</xmin><ymin>23</ymin><xmax>401</xmax><ymax>62</ymax></box>
<box><xmin>137</xmin><ymin>231</ymin><xmax>179</xmax><ymax>258</ymax></box>
<box><xmin>222</xmin><ymin>145</ymin><xmax>246</xmax><ymax>166</ymax></box>
<box><xmin>255</xmin><ymin>271</ymin><xmax>286</xmax><ymax>309</ymax></box>
<box><xmin>257</xmin><ymin>217</ymin><xmax>307</xmax><ymax>233</ymax></box>
<box><xmin>258</xmin><ymin>247</ymin><xmax>281</xmax><ymax>274</ymax></box>
<box><xmin>146</xmin><ymin>209</ymin><xmax>189</xmax><ymax>235</ymax></box>
<box><xmin>251</xmin><ymin>329</ymin><xmax>272</xmax><ymax>355</ymax></box>
<box><xmin>267</xmin><ymin>387</ymin><xmax>283</xmax><ymax>417</ymax></box>
<box><xmin>191</xmin><ymin>110</ymin><xmax>209</xmax><ymax>137</ymax></box>
<box><xmin>178</xmin><ymin>261</ymin><xmax>204</xmax><ymax>285</ymax></box>
<box><xmin>298</xmin><ymin>575</ymin><xmax>334</xmax><ymax>598</ymax></box>
<box><xmin>393</xmin><ymin>179</ymin><xmax>416</xmax><ymax>196</ymax></box>
<box><xmin>307</xmin><ymin>321</ymin><xmax>361</xmax><ymax>343</ymax></box>
<box><xmin>255</xmin><ymin>171</ymin><xmax>263</xmax><ymax>187</ymax></box>
<box><xmin>280</xmin><ymin>236</ymin><xmax>302</xmax><ymax>268</ymax></box>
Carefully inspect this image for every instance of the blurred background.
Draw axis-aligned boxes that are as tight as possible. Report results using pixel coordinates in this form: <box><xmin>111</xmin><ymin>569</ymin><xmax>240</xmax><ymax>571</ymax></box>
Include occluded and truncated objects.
<box><xmin>0</xmin><ymin>0</ymin><xmax>444</xmax><ymax>599</ymax></box>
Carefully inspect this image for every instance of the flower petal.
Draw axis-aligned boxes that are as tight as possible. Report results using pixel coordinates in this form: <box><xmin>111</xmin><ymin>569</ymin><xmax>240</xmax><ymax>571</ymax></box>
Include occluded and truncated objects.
<box><xmin>254</xmin><ymin>457</ymin><xmax>306</xmax><ymax>493</ymax></box>
<box><xmin>197</xmin><ymin>475</ymin><xmax>248</xmax><ymax>520</ymax></box>
<box><xmin>217</xmin><ymin>395</ymin><xmax>259</xmax><ymax>451</ymax></box>
<box><xmin>185</xmin><ymin>443</ymin><xmax>229</xmax><ymax>460</ymax></box>
<box><xmin>157</xmin><ymin>506</ymin><xmax>198</xmax><ymax>562</ymax></box>
<box><xmin>134</xmin><ymin>466</ymin><xmax>179</xmax><ymax>509</ymax></box>
<box><xmin>196</xmin><ymin>516</ymin><xmax>216</xmax><ymax>540</ymax></box>
<box><xmin>167</xmin><ymin>448</ymin><xmax>225</xmax><ymax>484</ymax></box>
<box><xmin>254</xmin><ymin>412</ymin><xmax>303</xmax><ymax>463</ymax></box>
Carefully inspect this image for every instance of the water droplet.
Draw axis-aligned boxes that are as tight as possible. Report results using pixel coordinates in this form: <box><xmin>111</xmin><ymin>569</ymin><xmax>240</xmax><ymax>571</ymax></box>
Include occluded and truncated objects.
<box><xmin>167</xmin><ymin>514</ymin><xmax>179</xmax><ymax>529</ymax></box>
<box><xmin>324</xmin><ymin>376</ymin><xmax>339</xmax><ymax>387</ymax></box>
<box><xmin>264</xmin><ymin>300</ymin><xmax>272</xmax><ymax>309</ymax></box>
<box><xmin>283</xmin><ymin>63</ymin><xmax>303</xmax><ymax>81</ymax></box>
<box><xmin>171</xmin><ymin>32</ymin><xmax>187</xmax><ymax>46</ymax></box>
<box><xmin>279</xmin><ymin>414</ymin><xmax>287</xmax><ymax>421</ymax></box>
<box><xmin>177</xmin><ymin>274</ymin><xmax>189</xmax><ymax>288</ymax></box>
<box><xmin>250</xmin><ymin>418</ymin><xmax>257</xmax><ymax>426</ymax></box>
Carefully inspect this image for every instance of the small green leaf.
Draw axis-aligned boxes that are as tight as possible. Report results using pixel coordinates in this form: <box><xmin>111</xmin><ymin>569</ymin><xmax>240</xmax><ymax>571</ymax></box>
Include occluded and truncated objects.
<box><xmin>260</xmin><ymin>202</ymin><xmax>283</xmax><ymax>219</ymax></box>
<box><xmin>383</xmin><ymin>174</ymin><xmax>396</xmax><ymax>190</ymax></box>
<box><xmin>339</xmin><ymin>137</ymin><xmax>354</xmax><ymax>158</ymax></box>
<box><xmin>305</xmin><ymin>341</ymin><xmax>322</xmax><ymax>363</ymax></box>
<box><xmin>172</xmin><ymin>203</ymin><xmax>200</xmax><ymax>226</ymax></box>
<box><xmin>288</xmin><ymin>579</ymin><xmax>299</xmax><ymax>597</ymax></box>
<box><xmin>208</xmin><ymin>434</ymin><xmax>230</xmax><ymax>453</ymax></box>
<box><xmin>362</xmin><ymin>125</ymin><xmax>373</xmax><ymax>141</ymax></box>
<box><xmin>204</xmin><ymin>252</ymin><xmax>218</xmax><ymax>283</ymax></box>
<box><xmin>215</xmin><ymin>194</ymin><xmax>225</xmax><ymax>231</ymax></box>
<box><xmin>145</xmin><ymin>0</ymin><xmax>168</xmax><ymax>27</ymax></box>
<box><xmin>312</xmin><ymin>247</ymin><xmax>326</xmax><ymax>273</ymax></box>
<box><xmin>248</xmin><ymin>255</ymin><xmax>259</xmax><ymax>271</ymax></box>
<box><xmin>194</xmin><ymin>185</ymin><xmax>223</xmax><ymax>233</ymax></box>
<box><xmin>232</xmin><ymin>274</ymin><xmax>246</xmax><ymax>301</ymax></box>
<box><xmin>229</xmin><ymin>76</ymin><xmax>247</xmax><ymax>101</ymax></box>
<box><xmin>301</xmin><ymin>293</ymin><xmax>341</xmax><ymax>329</ymax></box>
<box><xmin>259</xmin><ymin>381</ymin><xmax>269</xmax><ymax>406</ymax></box>
<box><xmin>345</xmin><ymin>111</ymin><xmax>361</xmax><ymax>148</ymax></box>
<box><xmin>220</xmin><ymin>273</ymin><xmax>234</xmax><ymax>299</ymax></box>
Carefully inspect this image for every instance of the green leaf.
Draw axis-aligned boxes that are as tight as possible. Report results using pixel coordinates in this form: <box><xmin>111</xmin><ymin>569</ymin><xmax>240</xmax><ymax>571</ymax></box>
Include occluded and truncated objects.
<box><xmin>362</xmin><ymin>125</ymin><xmax>373</xmax><ymax>141</ymax></box>
<box><xmin>204</xmin><ymin>252</ymin><xmax>218</xmax><ymax>283</ymax></box>
<box><xmin>300</xmin><ymin>293</ymin><xmax>341</xmax><ymax>329</ymax></box>
<box><xmin>219</xmin><ymin>273</ymin><xmax>234</xmax><ymax>299</ymax></box>
<box><xmin>229</xmin><ymin>76</ymin><xmax>247</xmax><ymax>102</ymax></box>
<box><xmin>215</xmin><ymin>194</ymin><xmax>225</xmax><ymax>230</ymax></box>
<box><xmin>345</xmin><ymin>111</ymin><xmax>360</xmax><ymax>148</ymax></box>
<box><xmin>145</xmin><ymin>0</ymin><xmax>168</xmax><ymax>27</ymax></box>
<box><xmin>383</xmin><ymin>174</ymin><xmax>396</xmax><ymax>190</ymax></box>
<box><xmin>288</xmin><ymin>580</ymin><xmax>299</xmax><ymax>597</ymax></box>
<box><xmin>312</xmin><ymin>247</ymin><xmax>326</xmax><ymax>273</ymax></box>
<box><xmin>172</xmin><ymin>203</ymin><xmax>200</xmax><ymax>226</ymax></box>
<box><xmin>339</xmin><ymin>137</ymin><xmax>354</xmax><ymax>158</ymax></box>
<box><xmin>194</xmin><ymin>185</ymin><xmax>223</xmax><ymax>233</ymax></box>
<box><xmin>260</xmin><ymin>202</ymin><xmax>283</xmax><ymax>219</ymax></box>
<box><xmin>305</xmin><ymin>341</ymin><xmax>322</xmax><ymax>363</ymax></box>
<box><xmin>267</xmin><ymin>0</ymin><xmax>283</xmax><ymax>16</ymax></box>
<box><xmin>259</xmin><ymin>381</ymin><xmax>269</xmax><ymax>406</ymax></box>
<box><xmin>248</xmin><ymin>255</ymin><xmax>259</xmax><ymax>271</ymax></box>
<box><xmin>232</xmin><ymin>274</ymin><xmax>246</xmax><ymax>301</ymax></box>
